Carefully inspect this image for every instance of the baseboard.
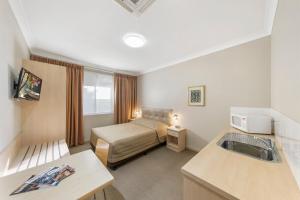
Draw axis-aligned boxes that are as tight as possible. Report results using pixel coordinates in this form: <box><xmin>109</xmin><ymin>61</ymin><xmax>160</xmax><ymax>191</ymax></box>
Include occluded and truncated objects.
<box><xmin>186</xmin><ymin>146</ymin><xmax>199</xmax><ymax>153</ymax></box>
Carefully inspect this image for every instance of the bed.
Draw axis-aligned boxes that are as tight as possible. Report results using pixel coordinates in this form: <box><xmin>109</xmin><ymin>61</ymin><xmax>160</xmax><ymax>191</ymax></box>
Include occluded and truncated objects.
<box><xmin>90</xmin><ymin>108</ymin><xmax>172</xmax><ymax>169</ymax></box>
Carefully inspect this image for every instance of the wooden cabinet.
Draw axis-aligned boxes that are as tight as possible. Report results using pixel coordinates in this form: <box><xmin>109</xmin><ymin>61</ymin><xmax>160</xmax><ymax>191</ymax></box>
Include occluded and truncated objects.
<box><xmin>167</xmin><ymin>126</ymin><xmax>186</xmax><ymax>152</ymax></box>
<box><xmin>183</xmin><ymin>176</ymin><xmax>229</xmax><ymax>200</ymax></box>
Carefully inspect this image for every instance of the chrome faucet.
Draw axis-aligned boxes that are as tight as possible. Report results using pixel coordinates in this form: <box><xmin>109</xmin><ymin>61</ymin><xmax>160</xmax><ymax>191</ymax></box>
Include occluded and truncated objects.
<box><xmin>253</xmin><ymin>136</ymin><xmax>273</xmax><ymax>151</ymax></box>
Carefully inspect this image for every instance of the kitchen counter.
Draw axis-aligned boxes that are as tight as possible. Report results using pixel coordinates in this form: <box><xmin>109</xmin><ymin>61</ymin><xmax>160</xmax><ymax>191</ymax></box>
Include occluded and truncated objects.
<box><xmin>181</xmin><ymin>128</ymin><xmax>300</xmax><ymax>200</ymax></box>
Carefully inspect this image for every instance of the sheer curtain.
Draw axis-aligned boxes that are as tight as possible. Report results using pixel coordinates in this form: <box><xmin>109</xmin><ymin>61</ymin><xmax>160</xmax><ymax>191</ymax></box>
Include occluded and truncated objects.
<box><xmin>114</xmin><ymin>73</ymin><xmax>137</xmax><ymax>124</ymax></box>
<box><xmin>83</xmin><ymin>71</ymin><xmax>114</xmax><ymax>115</ymax></box>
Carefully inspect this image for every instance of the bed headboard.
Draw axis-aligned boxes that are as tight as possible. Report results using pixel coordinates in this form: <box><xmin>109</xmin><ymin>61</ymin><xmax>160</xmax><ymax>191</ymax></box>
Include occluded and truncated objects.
<box><xmin>141</xmin><ymin>107</ymin><xmax>173</xmax><ymax>125</ymax></box>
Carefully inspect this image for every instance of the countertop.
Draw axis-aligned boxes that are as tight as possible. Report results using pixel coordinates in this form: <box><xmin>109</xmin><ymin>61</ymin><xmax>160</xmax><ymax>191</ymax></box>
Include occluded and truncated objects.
<box><xmin>181</xmin><ymin>128</ymin><xmax>300</xmax><ymax>200</ymax></box>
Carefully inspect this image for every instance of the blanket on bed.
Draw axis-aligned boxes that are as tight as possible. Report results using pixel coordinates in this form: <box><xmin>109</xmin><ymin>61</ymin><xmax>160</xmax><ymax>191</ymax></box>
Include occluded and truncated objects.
<box><xmin>90</xmin><ymin>118</ymin><xmax>168</xmax><ymax>163</ymax></box>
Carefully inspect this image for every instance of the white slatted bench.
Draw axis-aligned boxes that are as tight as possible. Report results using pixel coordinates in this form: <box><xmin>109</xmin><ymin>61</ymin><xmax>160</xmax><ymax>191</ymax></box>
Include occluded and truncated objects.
<box><xmin>3</xmin><ymin>140</ymin><xmax>70</xmax><ymax>176</ymax></box>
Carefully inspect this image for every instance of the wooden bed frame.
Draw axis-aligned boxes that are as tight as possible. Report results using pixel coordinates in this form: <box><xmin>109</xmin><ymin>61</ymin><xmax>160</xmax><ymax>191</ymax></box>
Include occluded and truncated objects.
<box><xmin>91</xmin><ymin>138</ymin><xmax>166</xmax><ymax>170</ymax></box>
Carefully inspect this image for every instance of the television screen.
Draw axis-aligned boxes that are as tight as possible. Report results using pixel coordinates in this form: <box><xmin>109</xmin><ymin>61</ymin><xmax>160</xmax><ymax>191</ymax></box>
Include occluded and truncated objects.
<box><xmin>15</xmin><ymin>68</ymin><xmax>42</xmax><ymax>100</ymax></box>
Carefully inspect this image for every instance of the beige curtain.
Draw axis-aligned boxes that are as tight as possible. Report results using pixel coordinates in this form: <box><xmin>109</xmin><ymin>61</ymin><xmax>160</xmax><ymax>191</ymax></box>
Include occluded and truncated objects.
<box><xmin>114</xmin><ymin>73</ymin><xmax>137</xmax><ymax>124</ymax></box>
<box><xmin>30</xmin><ymin>54</ymin><xmax>84</xmax><ymax>147</ymax></box>
<box><xmin>66</xmin><ymin>66</ymin><xmax>84</xmax><ymax>147</ymax></box>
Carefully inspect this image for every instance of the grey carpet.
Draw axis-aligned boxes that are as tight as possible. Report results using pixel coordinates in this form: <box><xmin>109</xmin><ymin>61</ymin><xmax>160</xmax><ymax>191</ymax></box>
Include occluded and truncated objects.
<box><xmin>70</xmin><ymin>144</ymin><xmax>196</xmax><ymax>200</ymax></box>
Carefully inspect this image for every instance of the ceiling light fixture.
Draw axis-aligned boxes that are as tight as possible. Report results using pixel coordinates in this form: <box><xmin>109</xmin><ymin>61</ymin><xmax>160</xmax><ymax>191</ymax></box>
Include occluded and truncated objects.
<box><xmin>123</xmin><ymin>33</ymin><xmax>147</xmax><ymax>48</ymax></box>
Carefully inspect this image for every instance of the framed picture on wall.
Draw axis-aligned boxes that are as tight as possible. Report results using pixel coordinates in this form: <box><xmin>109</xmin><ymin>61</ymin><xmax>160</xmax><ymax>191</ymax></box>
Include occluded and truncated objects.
<box><xmin>188</xmin><ymin>85</ymin><xmax>205</xmax><ymax>106</ymax></box>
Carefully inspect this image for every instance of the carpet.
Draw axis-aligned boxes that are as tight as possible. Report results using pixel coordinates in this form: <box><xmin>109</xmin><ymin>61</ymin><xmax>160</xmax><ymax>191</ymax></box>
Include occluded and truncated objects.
<box><xmin>70</xmin><ymin>144</ymin><xmax>196</xmax><ymax>200</ymax></box>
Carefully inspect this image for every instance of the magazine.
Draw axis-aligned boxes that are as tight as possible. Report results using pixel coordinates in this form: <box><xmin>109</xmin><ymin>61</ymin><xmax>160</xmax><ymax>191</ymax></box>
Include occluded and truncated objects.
<box><xmin>10</xmin><ymin>165</ymin><xmax>75</xmax><ymax>196</ymax></box>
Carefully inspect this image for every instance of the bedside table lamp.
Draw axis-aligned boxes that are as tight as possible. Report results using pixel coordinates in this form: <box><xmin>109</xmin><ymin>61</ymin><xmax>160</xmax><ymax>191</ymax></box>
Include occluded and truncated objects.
<box><xmin>134</xmin><ymin>110</ymin><xmax>142</xmax><ymax>119</ymax></box>
<box><xmin>173</xmin><ymin>114</ymin><xmax>181</xmax><ymax>129</ymax></box>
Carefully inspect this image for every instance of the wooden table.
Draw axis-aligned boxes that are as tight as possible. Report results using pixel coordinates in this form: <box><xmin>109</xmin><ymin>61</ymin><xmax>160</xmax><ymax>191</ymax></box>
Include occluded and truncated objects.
<box><xmin>0</xmin><ymin>150</ymin><xmax>114</xmax><ymax>200</ymax></box>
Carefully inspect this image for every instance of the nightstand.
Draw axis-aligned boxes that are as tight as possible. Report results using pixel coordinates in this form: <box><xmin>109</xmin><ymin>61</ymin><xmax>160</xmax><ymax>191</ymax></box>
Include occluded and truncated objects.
<box><xmin>167</xmin><ymin>126</ymin><xmax>186</xmax><ymax>152</ymax></box>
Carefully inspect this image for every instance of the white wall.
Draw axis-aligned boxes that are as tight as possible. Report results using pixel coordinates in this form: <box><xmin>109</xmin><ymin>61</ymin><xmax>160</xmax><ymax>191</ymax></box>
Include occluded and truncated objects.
<box><xmin>138</xmin><ymin>37</ymin><xmax>271</xmax><ymax>151</ymax></box>
<box><xmin>270</xmin><ymin>0</ymin><xmax>300</xmax><ymax>189</ymax></box>
<box><xmin>271</xmin><ymin>0</ymin><xmax>300</xmax><ymax>123</ymax></box>
<box><xmin>0</xmin><ymin>0</ymin><xmax>29</xmax><ymax>152</ymax></box>
<box><xmin>271</xmin><ymin>109</ymin><xmax>300</xmax><ymax>189</ymax></box>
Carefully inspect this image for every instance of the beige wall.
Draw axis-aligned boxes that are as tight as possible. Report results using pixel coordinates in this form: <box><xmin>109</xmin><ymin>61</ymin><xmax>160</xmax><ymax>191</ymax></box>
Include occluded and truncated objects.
<box><xmin>21</xmin><ymin>60</ymin><xmax>66</xmax><ymax>145</ymax></box>
<box><xmin>271</xmin><ymin>0</ymin><xmax>300</xmax><ymax>123</ymax></box>
<box><xmin>138</xmin><ymin>37</ymin><xmax>271</xmax><ymax>151</ymax></box>
<box><xmin>0</xmin><ymin>0</ymin><xmax>29</xmax><ymax>153</ymax></box>
<box><xmin>83</xmin><ymin>114</ymin><xmax>114</xmax><ymax>142</ymax></box>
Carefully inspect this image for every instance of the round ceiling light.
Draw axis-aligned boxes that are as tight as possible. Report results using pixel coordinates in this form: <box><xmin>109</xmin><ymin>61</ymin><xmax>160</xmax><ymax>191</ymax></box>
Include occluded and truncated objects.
<box><xmin>123</xmin><ymin>33</ymin><xmax>147</xmax><ymax>48</ymax></box>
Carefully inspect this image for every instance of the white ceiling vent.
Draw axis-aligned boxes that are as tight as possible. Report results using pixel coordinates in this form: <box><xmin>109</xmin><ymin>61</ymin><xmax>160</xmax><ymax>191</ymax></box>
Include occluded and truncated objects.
<box><xmin>114</xmin><ymin>0</ymin><xmax>156</xmax><ymax>15</ymax></box>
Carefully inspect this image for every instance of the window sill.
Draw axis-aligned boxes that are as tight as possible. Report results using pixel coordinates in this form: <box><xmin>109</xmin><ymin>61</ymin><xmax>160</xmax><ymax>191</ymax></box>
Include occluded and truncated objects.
<box><xmin>84</xmin><ymin>113</ymin><xmax>114</xmax><ymax>117</ymax></box>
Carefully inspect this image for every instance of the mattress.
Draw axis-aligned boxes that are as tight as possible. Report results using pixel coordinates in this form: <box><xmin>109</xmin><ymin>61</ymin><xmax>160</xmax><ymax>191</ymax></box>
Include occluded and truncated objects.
<box><xmin>90</xmin><ymin>118</ymin><xmax>168</xmax><ymax>163</ymax></box>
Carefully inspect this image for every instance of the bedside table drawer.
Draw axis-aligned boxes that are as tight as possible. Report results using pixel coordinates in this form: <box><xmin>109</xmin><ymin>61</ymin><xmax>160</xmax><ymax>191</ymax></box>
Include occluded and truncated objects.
<box><xmin>168</xmin><ymin>130</ymin><xmax>179</xmax><ymax>137</ymax></box>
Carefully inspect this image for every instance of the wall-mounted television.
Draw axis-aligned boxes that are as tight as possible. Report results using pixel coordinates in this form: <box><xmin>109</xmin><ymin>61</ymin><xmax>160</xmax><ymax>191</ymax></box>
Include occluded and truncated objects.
<box><xmin>14</xmin><ymin>68</ymin><xmax>42</xmax><ymax>101</ymax></box>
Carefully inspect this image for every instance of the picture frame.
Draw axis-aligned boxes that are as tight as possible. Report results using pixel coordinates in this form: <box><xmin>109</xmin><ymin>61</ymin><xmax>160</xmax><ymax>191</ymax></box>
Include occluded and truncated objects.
<box><xmin>188</xmin><ymin>85</ymin><xmax>205</xmax><ymax>106</ymax></box>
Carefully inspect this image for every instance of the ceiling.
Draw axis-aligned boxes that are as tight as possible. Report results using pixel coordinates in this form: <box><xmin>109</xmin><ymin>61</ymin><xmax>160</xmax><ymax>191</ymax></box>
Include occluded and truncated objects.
<box><xmin>9</xmin><ymin>0</ymin><xmax>277</xmax><ymax>74</ymax></box>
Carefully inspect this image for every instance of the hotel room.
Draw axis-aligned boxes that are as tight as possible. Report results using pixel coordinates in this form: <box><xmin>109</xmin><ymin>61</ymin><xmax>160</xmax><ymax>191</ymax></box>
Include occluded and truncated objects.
<box><xmin>0</xmin><ymin>0</ymin><xmax>300</xmax><ymax>199</ymax></box>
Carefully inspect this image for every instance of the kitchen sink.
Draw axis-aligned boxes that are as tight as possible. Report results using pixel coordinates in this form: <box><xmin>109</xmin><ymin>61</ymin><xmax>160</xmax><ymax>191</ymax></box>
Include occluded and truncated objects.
<box><xmin>217</xmin><ymin>132</ymin><xmax>281</xmax><ymax>162</ymax></box>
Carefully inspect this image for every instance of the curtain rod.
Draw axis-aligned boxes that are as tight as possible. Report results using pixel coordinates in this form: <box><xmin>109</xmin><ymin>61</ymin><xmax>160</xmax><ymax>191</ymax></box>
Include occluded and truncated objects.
<box><xmin>30</xmin><ymin>53</ymin><xmax>137</xmax><ymax>76</ymax></box>
<box><xmin>84</xmin><ymin>65</ymin><xmax>138</xmax><ymax>76</ymax></box>
<box><xmin>84</xmin><ymin>66</ymin><xmax>115</xmax><ymax>74</ymax></box>
<box><xmin>30</xmin><ymin>53</ymin><xmax>138</xmax><ymax>75</ymax></box>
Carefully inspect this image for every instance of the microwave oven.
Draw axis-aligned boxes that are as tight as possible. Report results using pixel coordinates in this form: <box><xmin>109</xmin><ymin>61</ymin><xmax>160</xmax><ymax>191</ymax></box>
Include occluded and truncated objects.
<box><xmin>230</xmin><ymin>113</ymin><xmax>272</xmax><ymax>134</ymax></box>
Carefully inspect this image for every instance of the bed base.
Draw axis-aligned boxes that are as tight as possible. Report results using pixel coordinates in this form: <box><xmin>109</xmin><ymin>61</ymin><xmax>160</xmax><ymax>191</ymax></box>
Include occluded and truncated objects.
<box><xmin>91</xmin><ymin>141</ymin><xmax>166</xmax><ymax>170</ymax></box>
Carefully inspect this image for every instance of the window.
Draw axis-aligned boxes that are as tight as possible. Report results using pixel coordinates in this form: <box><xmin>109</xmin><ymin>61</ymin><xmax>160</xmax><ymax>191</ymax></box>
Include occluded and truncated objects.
<box><xmin>83</xmin><ymin>70</ymin><xmax>114</xmax><ymax>115</ymax></box>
